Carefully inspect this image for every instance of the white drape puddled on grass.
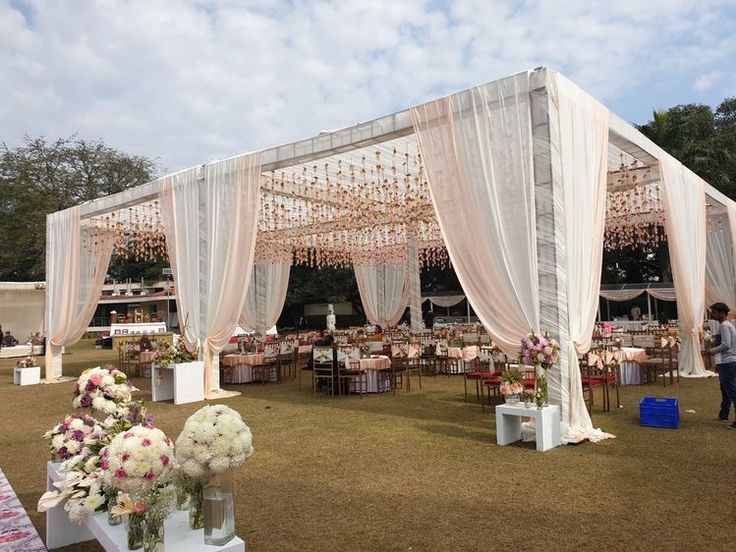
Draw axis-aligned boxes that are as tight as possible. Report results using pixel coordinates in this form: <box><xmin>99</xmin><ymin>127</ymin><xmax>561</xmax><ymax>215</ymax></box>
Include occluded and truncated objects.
<box><xmin>354</xmin><ymin>264</ymin><xmax>408</xmax><ymax>327</ymax></box>
<box><xmin>705</xmin><ymin>223</ymin><xmax>736</xmax><ymax>308</ymax></box>
<box><xmin>660</xmin><ymin>153</ymin><xmax>710</xmax><ymax>377</ymax></box>
<box><xmin>555</xmin><ymin>73</ymin><xmax>611</xmax><ymax>440</ymax></box>
<box><xmin>411</xmin><ymin>73</ymin><xmax>539</xmax><ymax>355</ymax></box>
<box><xmin>240</xmin><ymin>263</ymin><xmax>291</xmax><ymax>334</ymax></box>
<box><xmin>45</xmin><ymin>206</ymin><xmax>114</xmax><ymax>379</ymax></box>
<box><xmin>160</xmin><ymin>154</ymin><xmax>261</xmax><ymax>395</ymax></box>
<box><xmin>599</xmin><ymin>289</ymin><xmax>645</xmax><ymax>302</ymax></box>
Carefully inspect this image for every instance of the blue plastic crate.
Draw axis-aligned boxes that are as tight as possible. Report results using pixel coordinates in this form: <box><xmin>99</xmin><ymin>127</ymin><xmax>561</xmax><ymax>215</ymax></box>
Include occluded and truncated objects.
<box><xmin>639</xmin><ymin>396</ymin><xmax>680</xmax><ymax>429</ymax></box>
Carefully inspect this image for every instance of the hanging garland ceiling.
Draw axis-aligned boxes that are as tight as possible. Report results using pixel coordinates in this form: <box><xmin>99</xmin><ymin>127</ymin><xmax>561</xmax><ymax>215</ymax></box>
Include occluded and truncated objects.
<box><xmin>81</xmin><ymin>135</ymin><xmax>684</xmax><ymax>266</ymax></box>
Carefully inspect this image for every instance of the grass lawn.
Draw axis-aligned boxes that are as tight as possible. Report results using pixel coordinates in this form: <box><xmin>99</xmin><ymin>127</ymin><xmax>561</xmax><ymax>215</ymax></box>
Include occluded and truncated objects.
<box><xmin>0</xmin><ymin>341</ymin><xmax>734</xmax><ymax>551</ymax></box>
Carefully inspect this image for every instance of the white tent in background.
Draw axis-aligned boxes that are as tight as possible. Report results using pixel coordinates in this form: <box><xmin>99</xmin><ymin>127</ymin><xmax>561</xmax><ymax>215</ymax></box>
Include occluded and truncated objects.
<box><xmin>0</xmin><ymin>282</ymin><xmax>45</xmax><ymax>345</ymax></box>
<box><xmin>45</xmin><ymin>67</ymin><xmax>735</xmax><ymax>442</ymax></box>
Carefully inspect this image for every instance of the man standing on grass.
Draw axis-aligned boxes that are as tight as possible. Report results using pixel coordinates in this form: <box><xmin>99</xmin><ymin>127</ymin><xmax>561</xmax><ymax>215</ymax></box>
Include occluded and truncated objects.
<box><xmin>707</xmin><ymin>302</ymin><xmax>736</xmax><ymax>429</ymax></box>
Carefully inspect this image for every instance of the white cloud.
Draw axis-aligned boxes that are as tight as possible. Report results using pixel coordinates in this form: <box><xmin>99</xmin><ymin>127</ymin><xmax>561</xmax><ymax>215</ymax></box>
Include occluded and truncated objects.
<box><xmin>694</xmin><ymin>71</ymin><xmax>721</xmax><ymax>91</ymax></box>
<box><xmin>1</xmin><ymin>0</ymin><xmax>735</xmax><ymax>172</ymax></box>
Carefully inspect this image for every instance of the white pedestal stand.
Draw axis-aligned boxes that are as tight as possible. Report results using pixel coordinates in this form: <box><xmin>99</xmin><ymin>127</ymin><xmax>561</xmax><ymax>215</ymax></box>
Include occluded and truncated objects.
<box><xmin>151</xmin><ymin>361</ymin><xmax>205</xmax><ymax>405</ymax></box>
<box><xmin>46</xmin><ymin>463</ymin><xmax>245</xmax><ymax>550</ymax></box>
<box><xmin>495</xmin><ymin>404</ymin><xmax>561</xmax><ymax>452</ymax></box>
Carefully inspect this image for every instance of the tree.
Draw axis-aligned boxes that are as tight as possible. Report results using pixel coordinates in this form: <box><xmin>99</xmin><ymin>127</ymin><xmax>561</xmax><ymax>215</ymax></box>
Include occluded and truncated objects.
<box><xmin>0</xmin><ymin>136</ymin><xmax>157</xmax><ymax>280</ymax></box>
<box><xmin>638</xmin><ymin>101</ymin><xmax>735</xmax><ymax>196</ymax></box>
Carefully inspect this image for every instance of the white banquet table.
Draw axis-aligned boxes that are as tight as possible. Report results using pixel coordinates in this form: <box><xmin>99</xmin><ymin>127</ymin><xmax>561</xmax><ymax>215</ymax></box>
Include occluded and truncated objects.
<box><xmin>221</xmin><ymin>353</ymin><xmax>278</xmax><ymax>383</ymax></box>
<box><xmin>349</xmin><ymin>355</ymin><xmax>391</xmax><ymax>393</ymax></box>
<box><xmin>616</xmin><ymin>347</ymin><xmax>648</xmax><ymax>385</ymax></box>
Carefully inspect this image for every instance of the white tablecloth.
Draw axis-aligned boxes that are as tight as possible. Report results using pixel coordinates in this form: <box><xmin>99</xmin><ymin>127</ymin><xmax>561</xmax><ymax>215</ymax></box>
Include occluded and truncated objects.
<box><xmin>348</xmin><ymin>356</ymin><xmax>391</xmax><ymax>393</ymax></box>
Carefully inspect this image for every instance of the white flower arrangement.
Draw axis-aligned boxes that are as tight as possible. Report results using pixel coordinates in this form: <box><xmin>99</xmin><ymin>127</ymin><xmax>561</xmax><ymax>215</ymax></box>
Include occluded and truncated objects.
<box><xmin>73</xmin><ymin>366</ymin><xmax>137</xmax><ymax>417</ymax></box>
<box><xmin>44</xmin><ymin>412</ymin><xmax>104</xmax><ymax>462</ymax></box>
<box><xmin>100</xmin><ymin>425</ymin><xmax>174</xmax><ymax>496</ymax></box>
<box><xmin>38</xmin><ymin>469</ymin><xmax>107</xmax><ymax>523</ymax></box>
<box><xmin>176</xmin><ymin>405</ymin><xmax>254</xmax><ymax>479</ymax></box>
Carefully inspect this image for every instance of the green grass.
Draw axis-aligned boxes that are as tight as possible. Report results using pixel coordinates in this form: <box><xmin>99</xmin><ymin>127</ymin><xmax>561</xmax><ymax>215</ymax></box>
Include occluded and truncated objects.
<box><xmin>0</xmin><ymin>342</ymin><xmax>734</xmax><ymax>551</ymax></box>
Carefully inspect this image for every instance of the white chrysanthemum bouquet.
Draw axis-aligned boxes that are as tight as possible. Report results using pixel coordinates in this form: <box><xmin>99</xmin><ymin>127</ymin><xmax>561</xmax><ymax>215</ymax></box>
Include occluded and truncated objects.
<box><xmin>73</xmin><ymin>366</ymin><xmax>137</xmax><ymax>416</ymax></box>
<box><xmin>176</xmin><ymin>405</ymin><xmax>254</xmax><ymax>479</ymax></box>
<box><xmin>100</xmin><ymin>425</ymin><xmax>174</xmax><ymax>496</ymax></box>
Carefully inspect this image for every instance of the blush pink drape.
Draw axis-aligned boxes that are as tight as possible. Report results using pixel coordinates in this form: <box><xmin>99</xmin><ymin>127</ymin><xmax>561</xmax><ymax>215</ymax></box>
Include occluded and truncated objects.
<box><xmin>160</xmin><ymin>154</ymin><xmax>262</xmax><ymax>396</ymax></box>
<box><xmin>44</xmin><ymin>206</ymin><xmax>114</xmax><ymax>379</ymax></box>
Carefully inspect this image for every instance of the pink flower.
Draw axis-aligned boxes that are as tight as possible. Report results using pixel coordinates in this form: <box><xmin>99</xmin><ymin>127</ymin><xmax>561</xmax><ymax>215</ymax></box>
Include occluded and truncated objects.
<box><xmin>100</xmin><ymin>459</ymin><xmax>109</xmax><ymax>470</ymax></box>
<box><xmin>160</xmin><ymin>455</ymin><xmax>170</xmax><ymax>466</ymax></box>
<box><xmin>89</xmin><ymin>374</ymin><xmax>103</xmax><ymax>386</ymax></box>
<box><xmin>141</xmin><ymin>439</ymin><xmax>151</xmax><ymax>447</ymax></box>
<box><xmin>123</xmin><ymin>432</ymin><xmax>133</xmax><ymax>439</ymax></box>
<box><xmin>115</xmin><ymin>469</ymin><xmax>127</xmax><ymax>478</ymax></box>
<box><xmin>122</xmin><ymin>454</ymin><xmax>130</xmax><ymax>462</ymax></box>
<box><xmin>144</xmin><ymin>471</ymin><xmax>155</xmax><ymax>480</ymax></box>
<box><xmin>134</xmin><ymin>502</ymin><xmax>147</xmax><ymax>514</ymax></box>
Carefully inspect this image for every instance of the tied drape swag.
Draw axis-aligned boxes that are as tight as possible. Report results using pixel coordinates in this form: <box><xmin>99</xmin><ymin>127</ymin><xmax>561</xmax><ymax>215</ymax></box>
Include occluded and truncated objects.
<box><xmin>354</xmin><ymin>264</ymin><xmax>409</xmax><ymax>327</ymax></box>
<box><xmin>45</xmin><ymin>206</ymin><xmax>114</xmax><ymax>379</ymax></box>
<box><xmin>660</xmin><ymin>153</ymin><xmax>709</xmax><ymax>377</ymax></box>
<box><xmin>240</xmin><ymin>263</ymin><xmax>291</xmax><ymax>334</ymax></box>
<box><xmin>159</xmin><ymin>154</ymin><xmax>261</xmax><ymax>395</ymax></box>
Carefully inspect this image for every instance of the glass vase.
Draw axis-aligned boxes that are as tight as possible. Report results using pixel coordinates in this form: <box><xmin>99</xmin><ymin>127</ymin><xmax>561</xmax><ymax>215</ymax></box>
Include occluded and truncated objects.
<box><xmin>188</xmin><ymin>481</ymin><xmax>204</xmax><ymax>530</ymax></box>
<box><xmin>143</xmin><ymin>516</ymin><xmax>165</xmax><ymax>552</ymax></box>
<box><xmin>503</xmin><ymin>393</ymin><xmax>520</xmax><ymax>404</ymax></box>
<box><xmin>535</xmin><ymin>370</ymin><xmax>548</xmax><ymax>409</ymax></box>
<box><xmin>126</xmin><ymin>512</ymin><xmax>145</xmax><ymax>550</ymax></box>
<box><xmin>107</xmin><ymin>497</ymin><xmax>122</xmax><ymax>526</ymax></box>
<box><xmin>203</xmin><ymin>470</ymin><xmax>236</xmax><ymax>546</ymax></box>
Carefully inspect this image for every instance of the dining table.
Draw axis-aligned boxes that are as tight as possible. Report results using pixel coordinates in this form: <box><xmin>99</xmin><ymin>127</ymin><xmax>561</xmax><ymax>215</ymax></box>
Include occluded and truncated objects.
<box><xmin>221</xmin><ymin>353</ymin><xmax>277</xmax><ymax>384</ymax></box>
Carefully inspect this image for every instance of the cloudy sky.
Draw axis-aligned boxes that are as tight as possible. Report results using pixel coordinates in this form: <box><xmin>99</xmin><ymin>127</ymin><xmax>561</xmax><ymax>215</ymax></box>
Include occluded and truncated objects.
<box><xmin>3</xmin><ymin>0</ymin><xmax>736</xmax><ymax>173</ymax></box>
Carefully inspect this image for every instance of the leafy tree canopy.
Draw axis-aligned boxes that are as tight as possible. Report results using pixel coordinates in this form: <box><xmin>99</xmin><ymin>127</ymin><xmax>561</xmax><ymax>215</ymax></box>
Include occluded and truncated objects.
<box><xmin>0</xmin><ymin>136</ymin><xmax>157</xmax><ymax>280</ymax></box>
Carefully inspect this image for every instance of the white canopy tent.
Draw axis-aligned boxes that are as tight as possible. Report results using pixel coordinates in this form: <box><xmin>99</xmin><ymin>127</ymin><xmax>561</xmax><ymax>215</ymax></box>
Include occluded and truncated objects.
<box><xmin>46</xmin><ymin>67</ymin><xmax>736</xmax><ymax>441</ymax></box>
<box><xmin>0</xmin><ymin>282</ymin><xmax>45</xmax><ymax>341</ymax></box>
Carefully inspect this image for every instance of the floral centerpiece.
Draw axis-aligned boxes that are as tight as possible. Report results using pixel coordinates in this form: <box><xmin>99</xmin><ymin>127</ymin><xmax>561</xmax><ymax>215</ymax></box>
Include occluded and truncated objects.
<box><xmin>101</xmin><ymin>425</ymin><xmax>174</xmax><ymax>550</ymax></box>
<box><xmin>44</xmin><ymin>412</ymin><xmax>104</xmax><ymax>462</ymax></box>
<box><xmin>112</xmin><ymin>486</ymin><xmax>175</xmax><ymax>552</ymax></box>
<box><xmin>520</xmin><ymin>331</ymin><xmax>560</xmax><ymax>408</ymax></box>
<box><xmin>38</xmin><ymin>367</ymin><xmax>148</xmax><ymax>527</ymax></box>
<box><xmin>156</xmin><ymin>341</ymin><xmax>196</xmax><ymax>368</ymax></box>
<box><xmin>16</xmin><ymin>355</ymin><xmax>38</xmax><ymax>368</ymax></box>
<box><xmin>73</xmin><ymin>366</ymin><xmax>136</xmax><ymax>416</ymax></box>
<box><xmin>175</xmin><ymin>405</ymin><xmax>253</xmax><ymax>536</ymax></box>
<box><xmin>499</xmin><ymin>368</ymin><xmax>524</xmax><ymax>404</ymax></box>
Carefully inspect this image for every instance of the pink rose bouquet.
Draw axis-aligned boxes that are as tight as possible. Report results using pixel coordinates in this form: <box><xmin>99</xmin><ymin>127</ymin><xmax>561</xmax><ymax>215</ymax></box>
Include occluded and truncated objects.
<box><xmin>520</xmin><ymin>331</ymin><xmax>560</xmax><ymax>369</ymax></box>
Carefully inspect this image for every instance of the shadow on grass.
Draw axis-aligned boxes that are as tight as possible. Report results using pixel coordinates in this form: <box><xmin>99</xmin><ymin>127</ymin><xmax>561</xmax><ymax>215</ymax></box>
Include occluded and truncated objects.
<box><xmin>418</xmin><ymin>423</ymin><xmax>494</xmax><ymax>445</ymax></box>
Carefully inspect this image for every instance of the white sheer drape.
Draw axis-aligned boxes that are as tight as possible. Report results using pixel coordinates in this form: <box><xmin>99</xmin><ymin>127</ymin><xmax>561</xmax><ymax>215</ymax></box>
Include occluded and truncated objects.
<box><xmin>599</xmin><ymin>289</ymin><xmax>645</xmax><ymax>302</ymax></box>
<box><xmin>647</xmin><ymin>288</ymin><xmax>677</xmax><ymax>302</ymax></box>
<box><xmin>45</xmin><ymin>206</ymin><xmax>114</xmax><ymax>379</ymax></box>
<box><xmin>555</xmin><ymin>74</ymin><xmax>611</xmax><ymax>440</ymax></box>
<box><xmin>705</xmin><ymin>225</ymin><xmax>736</xmax><ymax>308</ymax></box>
<box><xmin>423</xmin><ymin>295</ymin><xmax>466</xmax><ymax>308</ymax></box>
<box><xmin>160</xmin><ymin>154</ymin><xmax>261</xmax><ymax>395</ymax></box>
<box><xmin>354</xmin><ymin>264</ymin><xmax>408</xmax><ymax>327</ymax></box>
<box><xmin>406</xmin><ymin>233</ymin><xmax>424</xmax><ymax>331</ymax></box>
<box><xmin>240</xmin><ymin>263</ymin><xmax>291</xmax><ymax>334</ymax></box>
<box><xmin>411</xmin><ymin>73</ymin><xmax>539</xmax><ymax>355</ymax></box>
<box><xmin>660</xmin><ymin>153</ymin><xmax>709</xmax><ymax>377</ymax></box>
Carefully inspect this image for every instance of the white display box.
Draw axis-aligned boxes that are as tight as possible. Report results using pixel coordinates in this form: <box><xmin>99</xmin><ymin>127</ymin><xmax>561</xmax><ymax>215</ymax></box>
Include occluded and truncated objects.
<box><xmin>46</xmin><ymin>462</ymin><xmax>245</xmax><ymax>551</ymax></box>
<box><xmin>495</xmin><ymin>403</ymin><xmax>561</xmax><ymax>452</ymax></box>
<box><xmin>151</xmin><ymin>361</ymin><xmax>205</xmax><ymax>405</ymax></box>
<box><xmin>14</xmin><ymin>365</ymin><xmax>41</xmax><ymax>385</ymax></box>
